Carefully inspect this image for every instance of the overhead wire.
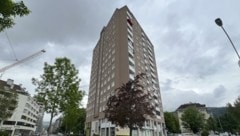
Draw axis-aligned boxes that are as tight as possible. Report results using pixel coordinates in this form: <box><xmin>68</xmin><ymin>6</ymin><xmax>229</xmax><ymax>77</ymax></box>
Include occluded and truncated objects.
<box><xmin>0</xmin><ymin>31</ymin><xmax>18</xmax><ymax>79</ymax></box>
<box><xmin>5</xmin><ymin>31</ymin><xmax>18</xmax><ymax>61</ymax></box>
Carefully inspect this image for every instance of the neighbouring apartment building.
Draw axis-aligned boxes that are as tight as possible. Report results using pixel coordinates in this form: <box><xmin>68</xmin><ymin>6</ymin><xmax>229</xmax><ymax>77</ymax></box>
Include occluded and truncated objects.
<box><xmin>175</xmin><ymin>103</ymin><xmax>210</xmax><ymax>133</ymax></box>
<box><xmin>86</xmin><ymin>6</ymin><xmax>165</xmax><ymax>136</ymax></box>
<box><xmin>0</xmin><ymin>79</ymin><xmax>44</xmax><ymax>136</ymax></box>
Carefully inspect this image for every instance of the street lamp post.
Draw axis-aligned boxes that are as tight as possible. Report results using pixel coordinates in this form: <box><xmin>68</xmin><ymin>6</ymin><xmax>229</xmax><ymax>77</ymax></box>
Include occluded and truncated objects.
<box><xmin>215</xmin><ymin>18</ymin><xmax>240</xmax><ymax>67</ymax></box>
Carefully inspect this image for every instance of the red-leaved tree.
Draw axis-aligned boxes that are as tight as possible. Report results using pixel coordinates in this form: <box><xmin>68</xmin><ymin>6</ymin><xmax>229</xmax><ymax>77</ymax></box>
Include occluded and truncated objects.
<box><xmin>104</xmin><ymin>73</ymin><xmax>154</xmax><ymax>136</ymax></box>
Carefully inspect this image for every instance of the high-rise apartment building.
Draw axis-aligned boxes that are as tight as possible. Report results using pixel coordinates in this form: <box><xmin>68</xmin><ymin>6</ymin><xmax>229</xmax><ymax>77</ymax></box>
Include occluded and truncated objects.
<box><xmin>86</xmin><ymin>6</ymin><xmax>165</xmax><ymax>136</ymax></box>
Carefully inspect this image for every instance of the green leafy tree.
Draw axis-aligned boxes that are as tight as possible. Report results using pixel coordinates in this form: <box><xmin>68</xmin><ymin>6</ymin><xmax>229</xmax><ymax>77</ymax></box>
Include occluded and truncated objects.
<box><xmin>218</xmin><ymin>112</ymin><xmax>238</xmax><ymax>133</ymax></box>
<box><xmin>61</xmin><ymin>90</ymin><xmax>84</xmax><ymax>135</ymax></box>
<box><xmin>73</xmin><ymin>108</ymin><xmax>86</xmax><ymax>135</ymax></box>
<box><xmin>104</xmin><ymin>73</ymin><xmax>154</xmax><ymax>136</ymax></box>
<box><xmin>0</xmin><ymin>88</ymin><xmax>18</xmax><ymax>123</ymax></box>
<box><xmin>181</xmin><ymin>107</ymin><xmax>205</xmax><ymax>134</ymax></box>
<box><xmin>218</xmin><ymin>96</ymin><xmax>240</xmax><ymax>134</ymax></box>
<box><xmin>32</xmin><ymin>57</ymin><xmax>84</xmax><ymax>136</ymax></box>
<box><xmin>227</xmin><ymin>96</ymin><xmax>240</xmax><ymax>129</ymax></box>
<box><xmin>60</xmin><ymin>108</ymin><xmax>86</xmax><ymax>135</ymax></box>
<box><xmin>164</xmin><ymin>112</ymin><xmax>180</xmax><ymax>133</ymax></box>
<box><xmin>0</xmin><ymin>0</ymin><xmax>30</xmax><ymax>32</ymax></box>
<box><xmin>201</xmin><ymin>129</ymin><xmax>209</xmax><ymax>136</ymax></box>
<box><xmin>206</xmin><ymin>116</ymin><xmax>217</xmax><ymax>132</ymax></box>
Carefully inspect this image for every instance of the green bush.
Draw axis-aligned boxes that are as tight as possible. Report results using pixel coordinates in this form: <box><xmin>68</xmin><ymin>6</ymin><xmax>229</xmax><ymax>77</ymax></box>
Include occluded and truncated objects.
<box><xmin>0</xmin><ymin>130</ymin><xmax>8</xmax><ymax>136</ymax></box>
<box><xmin>201</xmin><ymin>130</ymin><xmax>209</xmax><ymax>136</ymax></box>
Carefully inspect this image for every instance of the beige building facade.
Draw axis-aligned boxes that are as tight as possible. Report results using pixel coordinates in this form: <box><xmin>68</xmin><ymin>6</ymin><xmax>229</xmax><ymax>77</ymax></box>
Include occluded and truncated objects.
<box><xmin>175</xmin><ymin>103</ymin><xmax>210</xmax><ymax>134</ymax></box>
<box><xmin>86</xmin><ymin>6</ymin><xmax>165</xmax><ymax>136</ymax></box>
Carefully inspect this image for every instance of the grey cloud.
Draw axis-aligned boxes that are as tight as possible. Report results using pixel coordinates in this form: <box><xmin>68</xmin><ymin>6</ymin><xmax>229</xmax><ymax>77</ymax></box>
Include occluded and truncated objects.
<box><xmin>7</xmin><ymin>0</ymin><xmax>119</xmax><ymax>45</ymax></box>
<box><xmin>160</xmin><ymin>79</ymin><xmax>177</xmax><ymax>92</ymax></box>
<box><xmin>0</xmin><ymin>0</ymin><xmax>122</xmax><ymax>73</ymax></box>
<box><xmin>162</xmin><ymin>85</ymin><xmax>230</xmax><ymax>112</ymax></box>
<box><xmin>213</xmin><ymin>85</ymin><xmax>226</xmax><ymax>98</ymax></box>
<box><xmin>153</xmin><ymin>0</ymin><xmax>240</xmax><ymax>79</ymax></box>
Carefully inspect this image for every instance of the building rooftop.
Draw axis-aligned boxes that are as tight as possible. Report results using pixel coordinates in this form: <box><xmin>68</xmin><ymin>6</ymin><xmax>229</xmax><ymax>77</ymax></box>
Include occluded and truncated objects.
<box><xmin>176</xmin><ymin>102</ymin><xmax>206</xmax><ymax>111</ymax></box>
<box><xmin>0</xmin><ymin>79</ymin><xmax>29</xmax><ymax>95</ymax></box>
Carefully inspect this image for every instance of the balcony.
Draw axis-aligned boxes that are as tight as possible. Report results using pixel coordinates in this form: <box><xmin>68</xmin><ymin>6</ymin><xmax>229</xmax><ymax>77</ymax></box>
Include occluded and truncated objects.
<box><xmin>149</xmin><ymin>61</ymin><xmax>154</xmax><ymax>67</ymax></box>
<box><xmin>152</xmin><ymin>79</ymin><xmax>157</xmax><ymax>84</ymax></box>
<box><xmin>127</xmin><ymin>11</ymin><xmax>132</xmax><ymax>19</ymax></box>
<box><xmin>148</xmin><ymin>49</ymin><xmax>153</xmax><ymax>56</ymax></box>
<box><xmin>128</xmin><ymin>40</ymin><xmax>134</xmax><ymax>49</ymax></box>
<box><xmin>129</xmin><ymin>57</ymin><xmax>135</xmax><ymax>66</ymax></box>
<box><xmin>128</xmin><ymin>50</ymin><xmax>134</xmax><ymax>58</ymax></box>
<box><xmin>155</xmin><ymin>107</ymin><xmax>160</xmax><ymax>111</ymax></box>
<box><xmin>127</xmin><ymin>28</ymin><xmax>133</xmax><ymax>37</ymax></box>
<box><xmin>128</xmin><ymin>35</ymin><xmax>133</xmax><ymax>43</ymax></box>
<box><xmin>129</xmin><ymin>74</ymin><xmax>134</xmax><ymax>80</ymax></box>
<box><xmin>150</xmin><ymin>66</ymin><xmax>155</xmax><ymax>73</ymax></box>
<box><xmin>149</xmin><ymin>55</ymin><xmax>154</xmax><ymax>62</ymax></box>
<box><xmin>129</xmin><ymin>65</ymin><xmax>135</xmax><ymax>74</ymax></box>
<box><xmin>127</xmin><ymin>23</ymin><xmax>133</xmax><ymax>31</ymax></box>
<box><xmin>147</xmin><ymin>45</ymin><xmax>152</xmax><ymax>52</ymax></box>
<box><xmin>128</xmin><ymin>47</ymin><xmax>134</xmax><ymax>57</ymax></box>
<box><xmin>151</xmin><ymin>72</ymin><xmax>156</xmax><ymax>79</ymax></box>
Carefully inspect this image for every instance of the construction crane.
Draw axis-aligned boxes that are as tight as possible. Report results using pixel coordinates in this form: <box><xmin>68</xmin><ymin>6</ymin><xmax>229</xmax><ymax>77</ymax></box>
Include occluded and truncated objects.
<box><xmin>0</xmin><ymin>49</ymin><xmax>46</xmax><ymax>74</ymax></box>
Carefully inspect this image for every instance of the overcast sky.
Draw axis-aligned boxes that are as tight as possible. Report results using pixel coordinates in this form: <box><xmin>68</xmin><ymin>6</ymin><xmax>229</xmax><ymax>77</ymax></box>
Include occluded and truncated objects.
<box><xmin>1</xmin><ymin>0</ymin><xmax>240</xmax><ymax>121</ymax></box>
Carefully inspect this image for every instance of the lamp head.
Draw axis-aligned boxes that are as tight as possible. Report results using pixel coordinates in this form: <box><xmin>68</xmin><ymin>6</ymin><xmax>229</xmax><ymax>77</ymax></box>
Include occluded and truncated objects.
<box><xmin>215</xmin><ymin>18</ymin><xmax>223</xmax><ymax>27</ymax></box>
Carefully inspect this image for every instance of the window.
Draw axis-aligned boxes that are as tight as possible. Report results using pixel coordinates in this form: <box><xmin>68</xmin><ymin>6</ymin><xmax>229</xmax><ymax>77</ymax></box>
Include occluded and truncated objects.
<box><xmin>23</xmin><ymin>109</ymin><xmax>27</xmax><ymax>114</ymax></box>
<box><xmin>112</xmin><ymin>49</ymin><xmax>115</xmax><ymax>54</ymax></box>
<box><xmin>112</xmin><ymin>57</ymin><xmax>115</xmax><ymax>62</ymax></box>
<box><xmin>111</xmin><ymin>82</ymin><xmax>115</xmax><ymax>88</ymax></box>
<box><xmin>3</xmin><ymin>121</ymin><xmax>15</xmax><ymax>125</ymax></box>
<box><xmin>127</xmin><ymin>19</ymin><xmax>133</xmax><ymax>26</ymax></box>
<box><xmin>111</xmin><ymin>73</ymin><xmax>115</xmax><ymax>79</ymax></box>
<box><xmin>112</xmin><ymin>65</ymin><xmax>115</xmax><ymax>70</ymax></box>
<box><xmin>103</xmin><ymin>96</ymin><xmax>106</xmax><ymax>101</ymax></box>
<box><xmin>156</xmin><ymin>110</ymin><xmax>161</xmax><ymax>116</ymax></box>
<box><xmin>146</xmin><ymin>120</ymin><xmax>150</xmax><ymax>127</ymax></box>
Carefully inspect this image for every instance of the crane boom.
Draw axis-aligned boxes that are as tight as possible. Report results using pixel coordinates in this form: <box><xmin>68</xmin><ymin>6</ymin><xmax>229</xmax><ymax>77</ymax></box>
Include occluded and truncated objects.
<box><xmin>0</xmin><ymin>49</ymin><xmax>46</xmax><ymax>73</ymax></box>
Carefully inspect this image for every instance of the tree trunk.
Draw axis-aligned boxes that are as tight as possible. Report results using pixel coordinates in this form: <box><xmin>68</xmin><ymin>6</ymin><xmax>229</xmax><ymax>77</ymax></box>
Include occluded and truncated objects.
<box><xmin>47</xmin><ymin>112</ymin><xmax>54</xmax><ymax>136</ymax></box>
<box><xmin>0</xmin><ymin>120</ymin><xmax>3</xmax><ymax>128</ymax></box>
<box><xmin>65</xmin><ymin>124</ymin><xmax>67</xmax><ymax>135</ymax></box>
<box><xmin>129</xmin><ymin>127</ymin><xmax>133</xmax><ymax>136</ymax></box>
